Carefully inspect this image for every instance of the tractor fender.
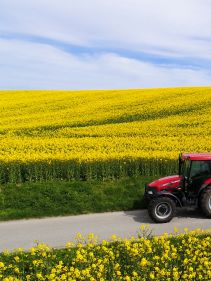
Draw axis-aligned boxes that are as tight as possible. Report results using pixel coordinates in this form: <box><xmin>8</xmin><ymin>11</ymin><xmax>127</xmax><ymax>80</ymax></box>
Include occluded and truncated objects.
<box><xmin>198</xmin><ymin>180</ymin><xmax>211</xmax><ymax>197</ymax></box>
<box><xmin>156</xmin><ymin>191</ymin><xmax>183</xmax><ymax>207</ymax></box>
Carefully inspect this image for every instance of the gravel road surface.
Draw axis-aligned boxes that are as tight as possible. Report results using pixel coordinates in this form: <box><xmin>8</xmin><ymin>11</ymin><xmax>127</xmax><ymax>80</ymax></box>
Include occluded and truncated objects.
<box><xmin>0</xmin><ymin>209</ymin><xmax>210</xmax><ymax>252</ymax></box>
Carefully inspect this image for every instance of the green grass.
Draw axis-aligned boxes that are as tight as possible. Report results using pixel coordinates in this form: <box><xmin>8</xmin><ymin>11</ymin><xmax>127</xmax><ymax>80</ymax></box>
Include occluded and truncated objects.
<box><xmin>0</xmin><ymin>176</ymin><xmax>155</xmax><ymax>221</ymax></box>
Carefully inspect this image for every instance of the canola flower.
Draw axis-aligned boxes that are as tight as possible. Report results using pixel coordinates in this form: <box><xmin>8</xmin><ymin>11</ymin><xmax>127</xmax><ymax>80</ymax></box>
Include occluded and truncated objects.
<box><xmin>0</xmin><ymin>227</ymin><xmax>210</xmax><ymax>280</ymax></box>
<box><xmin>0</xmin><ymin>87</ymin><xmax>210</xmax><ymax>182</ymax></box>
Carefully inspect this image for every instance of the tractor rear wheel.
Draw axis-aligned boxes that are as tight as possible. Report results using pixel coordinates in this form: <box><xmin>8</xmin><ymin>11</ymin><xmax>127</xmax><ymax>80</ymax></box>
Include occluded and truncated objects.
<box><xmin>148</xmin><ymin>197</ymin><xmax>176</xmax><ymax>223</ymax></box>
<box><xmin>200</xmin><ymin>189</ymin><xmax>211</xmax><ymax>217</ymax></box>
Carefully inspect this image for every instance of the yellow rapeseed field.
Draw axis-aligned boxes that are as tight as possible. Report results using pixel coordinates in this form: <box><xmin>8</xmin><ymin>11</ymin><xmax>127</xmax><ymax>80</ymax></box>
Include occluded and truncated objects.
<box><xmin>0</xmin><ymin>87</ymin><xmax>210</xmax><ymax>182</ymax></box>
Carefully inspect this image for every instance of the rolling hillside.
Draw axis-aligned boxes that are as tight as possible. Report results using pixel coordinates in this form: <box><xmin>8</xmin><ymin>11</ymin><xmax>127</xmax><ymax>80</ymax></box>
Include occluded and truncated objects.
<box><xmin>0</xmin><ymin>87</ymin><xmax>210</xmax><ymax>182</ymax></box>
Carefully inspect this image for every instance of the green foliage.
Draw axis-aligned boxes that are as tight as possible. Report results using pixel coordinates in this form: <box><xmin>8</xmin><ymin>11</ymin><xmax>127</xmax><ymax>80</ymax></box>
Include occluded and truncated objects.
<box><xmin>0</xmin><ymin>159</ymin><xmax>177</xmax><ymax>184</ymax></box>
<box><xmin>0</xmin><ymin>176</ymin><xmax>153</xmax><ymax>221</ymax></box>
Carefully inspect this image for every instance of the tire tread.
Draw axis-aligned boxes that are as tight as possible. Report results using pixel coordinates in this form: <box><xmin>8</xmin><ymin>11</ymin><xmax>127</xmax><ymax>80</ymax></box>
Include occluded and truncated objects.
<box><xmin>200</xmin><ymin>189</ymin><xmax>211</xmax><ymax>217</ymax></box>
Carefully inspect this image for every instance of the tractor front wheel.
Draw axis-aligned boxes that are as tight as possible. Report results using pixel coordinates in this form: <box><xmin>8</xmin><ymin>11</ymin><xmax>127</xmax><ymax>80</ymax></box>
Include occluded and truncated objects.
<box><xmin>148</xmin><ymin>197</ymin><xmax>176</xmax><ymax>223</ymax></box>
<box><xmin>200</xmin><ymin>189</ymin><xmax>211</xmax><ymax>217</ymax></box>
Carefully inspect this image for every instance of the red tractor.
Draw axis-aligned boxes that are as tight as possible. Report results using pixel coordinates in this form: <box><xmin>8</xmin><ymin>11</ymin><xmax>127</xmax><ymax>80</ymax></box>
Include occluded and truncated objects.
<box><xmin>145</xmin><ymin>153</ymin><xmax>211</xmax><ymax>223</ymax></box>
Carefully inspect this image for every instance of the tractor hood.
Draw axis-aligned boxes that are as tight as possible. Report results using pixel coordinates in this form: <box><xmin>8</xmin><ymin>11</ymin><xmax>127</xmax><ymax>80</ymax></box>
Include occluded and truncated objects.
<box><xmin>148</xmin><ymin>175</ymin><xmax>183</xmax><ymax>191</ymax></box>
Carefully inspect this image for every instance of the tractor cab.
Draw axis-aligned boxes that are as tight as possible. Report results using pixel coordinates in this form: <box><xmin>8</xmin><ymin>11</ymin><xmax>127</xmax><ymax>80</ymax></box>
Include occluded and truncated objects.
<box><xmin>179</xmin><ymin>153</ymin><xmax>211</xmax><ymax>194</ymax></box>
<box><xmin>145</xmin><ymin>153</ymin><xmax>211</xmax><ymax>223</ymax></box>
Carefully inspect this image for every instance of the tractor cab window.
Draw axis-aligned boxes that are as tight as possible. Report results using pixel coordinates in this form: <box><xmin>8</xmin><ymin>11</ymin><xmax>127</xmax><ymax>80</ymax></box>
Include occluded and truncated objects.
<box><xmin>181</xmin><ymin>160</ymin><xmax>190</xmax><ymax>178</ymax></box>
<box><xmin>190</xmin><ymin>161</ymin><xmax>210</xmax><ymax>179</ymax></box>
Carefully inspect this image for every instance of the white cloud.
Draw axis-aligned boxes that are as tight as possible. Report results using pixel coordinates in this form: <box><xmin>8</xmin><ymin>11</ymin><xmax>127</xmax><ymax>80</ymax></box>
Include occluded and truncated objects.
<box><xmin>0</xmin><ymin>0</ymin><xmax>211</xmax><ymax>88</ymax></box>
<box><xmin>0</xmin><ymin>39</ymin><xmax>210</xmax><ymax>89</ymax></box>
<box><xmin>1</xmin><ymin>0</ymin><xmax>211</xmax><ymax>56</ymax></box>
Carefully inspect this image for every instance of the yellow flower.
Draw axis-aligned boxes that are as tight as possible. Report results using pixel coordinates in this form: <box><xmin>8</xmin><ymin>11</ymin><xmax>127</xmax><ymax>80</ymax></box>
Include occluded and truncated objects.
<box><xmin>174</xmin><ymin>227</ymin><xmax>179</xmax><ymax>233</ymax></box>
<box><xmin>140</xmin><ymin>225</ymin><xmax>147</xmax><ymax>231</ymax></box>
<box><xmin>14</xmin><ymin>256</ymin><xmax>20</xmax><ymax>262</ymax></box>
<box><xmin>140</xmin><ymin>258</ymin><xmax>148</xmax><ymax>267</ymax></box>
<box><xmin>132</xmin><ymin>271</ymin><xmax>138</xmax><ymax>277</ymax></box>
<box><xmin>111</xmin><ymin>234</ymin><xmax>118</xmax><ymax>241</ymax></box>
<box><xmin>149</xmin><ymin>272</ymin><xmax>155</xmax><ymax>279</ymax></box>
<box><xmin>14</xmin><ymin>267</ymin><xmax>20</xmax><ymax>273</ymax></box>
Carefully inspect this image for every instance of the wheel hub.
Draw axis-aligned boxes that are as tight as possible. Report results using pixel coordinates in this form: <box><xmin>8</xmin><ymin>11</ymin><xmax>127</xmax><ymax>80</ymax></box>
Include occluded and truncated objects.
<box><xmin>155</xmin><ymin>203</ymin><xmax>172</xmax><ymax>219</ymax></box>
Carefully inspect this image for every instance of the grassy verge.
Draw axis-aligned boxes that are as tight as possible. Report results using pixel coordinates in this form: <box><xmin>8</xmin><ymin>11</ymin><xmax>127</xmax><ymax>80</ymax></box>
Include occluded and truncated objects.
<box><xmin>0</xmin><ymin>229</ymin><xmax>210</xmax><ymax>280</ymax></box>
<box><xmin>0</xmin><ymin>176</ymin><xmax>155</xmax><ymax>221</ymax></box>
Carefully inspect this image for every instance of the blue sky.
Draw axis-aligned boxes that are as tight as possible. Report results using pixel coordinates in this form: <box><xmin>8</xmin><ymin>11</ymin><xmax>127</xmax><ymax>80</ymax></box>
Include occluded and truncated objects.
<box><xmin>0</xmin><ymin>0</ymin><xmax>211</xmax><ymax>89</ymax></box>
